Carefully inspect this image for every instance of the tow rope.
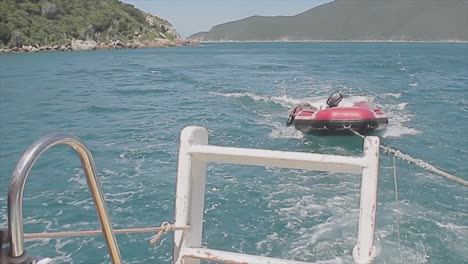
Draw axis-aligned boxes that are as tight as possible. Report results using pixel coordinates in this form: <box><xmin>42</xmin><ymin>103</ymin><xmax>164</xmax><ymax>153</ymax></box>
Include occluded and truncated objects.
<box><xmin>347</xmin><ymin>127</ymin><xmax>468</xmax><ymax>188</ymax></box>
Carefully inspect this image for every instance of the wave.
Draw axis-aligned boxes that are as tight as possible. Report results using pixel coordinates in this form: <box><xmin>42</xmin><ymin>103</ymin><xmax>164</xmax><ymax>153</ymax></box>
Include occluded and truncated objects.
<box><xmin>251</xmin><ymin>64</ymin><xmax>293</xmax><ymax>71</ymax></box>
<box><xmin>112</xmin><ymin>88</ymin><xmax>168</xmax><ymax>96</ymax></box>
<box><xmin>86</xmin><ymin>105</ymin><xmax>132</xmax><ymax>113</ymax></box>
<box><xmin>381</xmin><ymin>93</ymin><xmax>402</xmax><ymax>98</ymax></box>
<box><xmin>210</xmin><ymin>91</ymin><xmax>368</xmax><ymax>109</ymax></box>
<box><xmin>210</xmin><ymin>91</ymin><xmax>275</xmax><ymax>102</ymax></box>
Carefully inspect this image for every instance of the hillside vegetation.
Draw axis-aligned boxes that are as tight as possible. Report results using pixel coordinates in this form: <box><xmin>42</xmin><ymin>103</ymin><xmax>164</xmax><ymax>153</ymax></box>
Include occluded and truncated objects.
<box><xmin>0</xmin><ymin>0</ymin><xmax>182</xmax><ymax>48</ymax></box>
<box><xmin>190</xmin><ymin>0</ymin><xmax>468</xmax><ymax>42</ymax></box>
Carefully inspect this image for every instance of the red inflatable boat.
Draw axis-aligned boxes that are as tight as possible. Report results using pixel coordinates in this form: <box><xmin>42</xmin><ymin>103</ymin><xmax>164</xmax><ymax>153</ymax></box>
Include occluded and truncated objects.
<box><xmin>286</xmin><ymin>92</ymin><xmax>388</xmax><ymax>135</ymax></box>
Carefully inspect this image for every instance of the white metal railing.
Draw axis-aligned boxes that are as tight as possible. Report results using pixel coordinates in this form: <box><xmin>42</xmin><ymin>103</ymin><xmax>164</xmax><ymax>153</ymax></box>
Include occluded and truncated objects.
<box><xmin>173</xmin><ymin>126</ymin><xmax>380</xmax><ymax>264</ymax></box>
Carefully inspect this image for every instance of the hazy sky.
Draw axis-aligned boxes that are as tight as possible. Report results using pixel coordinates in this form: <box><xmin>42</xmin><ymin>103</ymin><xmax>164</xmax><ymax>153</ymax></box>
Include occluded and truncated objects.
<box><xmin>123</xmin><ymin>0</ymin><xmax>332</xmax><ymax>37</ymax></box>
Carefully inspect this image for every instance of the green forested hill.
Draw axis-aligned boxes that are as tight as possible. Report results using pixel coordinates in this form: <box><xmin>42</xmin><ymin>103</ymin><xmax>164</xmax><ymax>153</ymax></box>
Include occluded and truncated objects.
<box><xmin>0</xmin><ymin>0</ymin><xmax>181</xmax><ymax>48</ymax></box>
<box><xmin>189</xmin><ymin>0</ymin><xmax>468</xmax><ymax>42</ymax></box>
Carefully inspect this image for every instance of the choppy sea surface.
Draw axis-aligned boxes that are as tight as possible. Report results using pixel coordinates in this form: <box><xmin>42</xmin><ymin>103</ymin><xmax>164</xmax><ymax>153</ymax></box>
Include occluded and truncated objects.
<box><xmin>1</xmin><ymin>42</ymin><xmax>467</xmax><ymax>264</ymax></box>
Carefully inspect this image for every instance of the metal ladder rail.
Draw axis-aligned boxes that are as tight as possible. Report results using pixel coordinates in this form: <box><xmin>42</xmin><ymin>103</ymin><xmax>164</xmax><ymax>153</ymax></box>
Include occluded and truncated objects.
<box><xmin>6</xmin><ymin>133</ymin><xmax>122</xmax><ymax>264</ymax></box>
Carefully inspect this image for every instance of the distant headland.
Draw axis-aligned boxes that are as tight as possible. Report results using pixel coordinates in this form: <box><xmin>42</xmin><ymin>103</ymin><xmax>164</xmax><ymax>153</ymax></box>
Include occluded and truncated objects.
<box><xmin>189</xmin><ymin>0</ymin><xmax>468</xmax><ymax>42</ymax></box>
<box><xmin>0</xmin><ymin>0</ymin><xmax>198</xmax><ymax>54</ymax></box>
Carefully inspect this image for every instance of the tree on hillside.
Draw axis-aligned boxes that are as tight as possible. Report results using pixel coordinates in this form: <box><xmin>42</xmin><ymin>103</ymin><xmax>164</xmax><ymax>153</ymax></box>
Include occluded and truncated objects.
<box><xmin>90</xmin><ymin>12</ymin><xmax>111</xmax><ymax>32</ymax></box>
<box><xmin>11</xmin><ymin>30</ymin><xmax>23</xmax><ymax>47</ymax></box>
<box><xmin>41</xmin><ymin>1</ymin><xmax>61</xmax><ymax>19</ymax></box>
<box><xmin>0</xmin><ymin>23</ymin><xmax>11</xmax><ymax>45</ymax></box>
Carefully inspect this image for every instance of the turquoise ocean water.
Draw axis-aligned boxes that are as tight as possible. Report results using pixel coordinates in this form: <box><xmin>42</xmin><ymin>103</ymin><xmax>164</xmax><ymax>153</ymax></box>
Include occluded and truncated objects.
<box><xmin>0</xmin><ymin>43</ymin><xmax>467</xmax><ymax>263</ymax></box>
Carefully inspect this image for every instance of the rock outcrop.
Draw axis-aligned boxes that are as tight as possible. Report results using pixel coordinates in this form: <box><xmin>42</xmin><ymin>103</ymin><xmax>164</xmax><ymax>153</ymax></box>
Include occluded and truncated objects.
<box><xmin>71</xmin><ymin>39</ymin><xmax>97</xmax><ymax>51</ymax></box>
<box><xmin>0</xmin><ymin>38</ymin><xmax>199</xmax><ymax>54</ymax></box>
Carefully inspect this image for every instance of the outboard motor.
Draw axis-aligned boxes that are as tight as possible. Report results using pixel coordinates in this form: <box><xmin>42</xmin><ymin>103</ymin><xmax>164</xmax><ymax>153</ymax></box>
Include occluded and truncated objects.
<box><xmin>286</xmin><ymin>106</ymin><xmax>298</xmax><ymax>127</ymax></box>
<box><xmin>326</xmin><ymin>92</ymin><xmax>343</xmax><ymax>108</ymax></box>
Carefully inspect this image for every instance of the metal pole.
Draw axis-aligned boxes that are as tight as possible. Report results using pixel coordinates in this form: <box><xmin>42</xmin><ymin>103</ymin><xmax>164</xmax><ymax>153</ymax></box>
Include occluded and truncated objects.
<box><xmin>8</xmin><ymin>133</ymin><xmax>122</xmax><ymax>264</ymax></box>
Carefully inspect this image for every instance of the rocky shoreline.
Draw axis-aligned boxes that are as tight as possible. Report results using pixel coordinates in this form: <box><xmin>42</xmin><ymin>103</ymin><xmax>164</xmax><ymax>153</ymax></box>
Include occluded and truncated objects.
<box><xmin>0</xmin><ymin>38</ymin><xmax>199</xmax><ymax>54</ymax></box>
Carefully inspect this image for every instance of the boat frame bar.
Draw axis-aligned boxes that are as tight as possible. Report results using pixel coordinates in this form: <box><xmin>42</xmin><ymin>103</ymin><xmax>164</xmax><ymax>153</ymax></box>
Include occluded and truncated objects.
<box><xmin>173</xmin><ymin>126</ymin><xmax>380</xmax><ymax>264</ymax></box>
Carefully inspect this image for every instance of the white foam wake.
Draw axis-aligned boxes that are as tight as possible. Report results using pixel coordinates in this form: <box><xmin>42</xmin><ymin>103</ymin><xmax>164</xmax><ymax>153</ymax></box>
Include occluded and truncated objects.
<box><xmin>380</xmin><ymin>102</ymin><xmax>420</xmax><ymax>138</ymax></box>
<box><xmin>269</xmin><ymin>124</ymin><xmax>304</xmax><ymax>139</ymax></box>
<box><xmin>209</xmin><ymin>91</ymin><xmax>304</xmax><ymax>108</ymax></box>
<box><xmin>381</xmin><ymin>93</ymin><xmax>402</xmax><ymax>98</ymax></box>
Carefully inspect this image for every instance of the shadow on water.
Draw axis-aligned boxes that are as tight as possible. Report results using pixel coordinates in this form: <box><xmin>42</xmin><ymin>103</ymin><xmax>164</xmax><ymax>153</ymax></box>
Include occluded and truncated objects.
<box><xmin>298</xmin><ymin>134</ymin><xmax>366</xmax><ymax>155</ymax></box>
<box><xmin>296</xmin><ymin>125</ymin><xmax>388</xmax><ymax>154</ymax></box>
